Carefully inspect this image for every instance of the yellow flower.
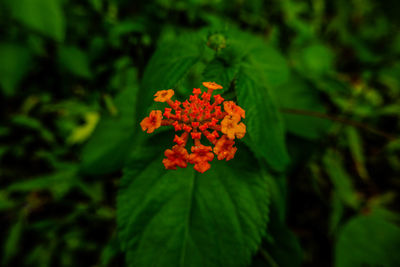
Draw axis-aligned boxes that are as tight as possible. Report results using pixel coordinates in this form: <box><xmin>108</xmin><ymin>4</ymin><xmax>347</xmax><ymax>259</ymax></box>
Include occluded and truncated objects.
<box><xmin>223</xmin><ymin>101</ymin><xmax>245</xmax><ymax>119</ymax></box>
<box><xmin>221</xmin><ymin>115</ymin><xmax>246</xmax><ymax>139</ymax></box>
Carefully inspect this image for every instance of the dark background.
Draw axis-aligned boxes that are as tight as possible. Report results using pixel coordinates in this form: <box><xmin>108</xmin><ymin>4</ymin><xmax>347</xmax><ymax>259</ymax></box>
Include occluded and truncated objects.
<box><xmin>0</xmin><ymin>0</ymin><xmax>399</xmax><ymax>266</ymax></box>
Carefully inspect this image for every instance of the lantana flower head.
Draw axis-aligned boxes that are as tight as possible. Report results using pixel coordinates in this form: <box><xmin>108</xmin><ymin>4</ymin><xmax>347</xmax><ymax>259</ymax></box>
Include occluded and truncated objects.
<box><xmin>140</xmin><ymin>82</ymin><xmax>246</xmax><ymax>173</ymax></box>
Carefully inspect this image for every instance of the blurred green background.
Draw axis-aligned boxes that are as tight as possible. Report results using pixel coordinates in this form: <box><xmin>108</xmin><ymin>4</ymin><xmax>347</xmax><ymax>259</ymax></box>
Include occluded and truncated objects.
<box><xmin>1</xmin><ymin>0</ymin><xmax>400</xmax><ymax>266</ymax></box>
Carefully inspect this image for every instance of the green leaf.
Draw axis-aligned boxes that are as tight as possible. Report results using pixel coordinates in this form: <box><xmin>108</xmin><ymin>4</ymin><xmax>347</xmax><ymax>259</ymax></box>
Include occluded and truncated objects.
<box><xmin>275</xmin><ymin>75</ymin><xmax>331</xmax><ymax>140</ymax></box>
<box><xmin>345</xmin><ymin>127</ymin><xmax>369</xmax><ymax>180</ymax></box>
<box><xmin>0</xmin><ymin>43</ymin><xmax>32</xmax><ymax>96</ymax></box>
<box><xmin>80</xmin><ymin>82</ymin><xmax>138</xmax><ymax>175</ymax></box>
<box><xmin>101</xmin><ymin>234</ymin><xmax>122</xmax><ymax>266</ymax></box>
<box><xmin>202</xmin><ymin>57</ymin><xmax>239</xmax><ymax>93</ymax></box>
<box><xmin>261</xmin><ymin>223</ymin><xmax>302</xmax><ymax>267</ymax></box>
<box><xmin>215</xmin><ymin>30</ymin><xmax>291</xmax><ymax>171</ymax></box>
<box><xmin>329</xmin><ymin>192</ymin><xmax>345</xmax><ymax>234</ymax></box>
<box><xmin>236</xmin><ymin>63</ymin><xmax>290</xmax><ymax>172</ymax></box>
<box><xmin>335</xmin><ymin>213</ymin><xmax>400</xmax><ymax>267</ymax></box>
<box><xmin>138</xmin><ymin>33</ymin><xmax>204</xmax><ymax>119</ymax></box>
<box><xmin>58</xmin><ymin>46</ymin><xmax>92</xmax><ymax>79</ymax></box>
<box><xmin>11</xmin><ymin>115</ymin><xmax>55</xmax><ymax>143</ymax></box>
<box><xmin>323</xmin><ymin>150</ymin><xmax>360</xmax><ymax>209</ymax></box>
<box><xmin>7</xmin><ymin>0</ymin><xmax>65</xmax><ymax>42</ymax></box>
<box><xmin>2</xmin><ymin>214</ymin><xmax>24</xmax><ymax>265</ymax></box>
<box><xmin>297</xmin><ymin>43</ymin><xmax>334</xmax><ymax>77</ymax></box>
<box><xmin>202</xmin><ymin>46</ymin><xmax>241</xmax><ymax>93</ymax></box>
<box><xmin>117</xmin><ymin>142</ymin><xmax>270</xmax><ymax>267</ymax></box>
<box><xmin>7</xmin><ymin>166</ymin><xmax>78</xmax><ymax>200</ymax></box>
<box><xmin>255</xmin><ymin>174</ymin><xmax>302</xmax><ymax>267</ymax></box>
<box><xmin>0</xmin><ymin>191</ymin><xmax>15</xmax><ymax>211</ymax></box>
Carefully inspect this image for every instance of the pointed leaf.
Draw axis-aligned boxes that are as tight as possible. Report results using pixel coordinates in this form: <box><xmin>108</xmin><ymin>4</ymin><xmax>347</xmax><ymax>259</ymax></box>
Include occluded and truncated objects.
<box><xmin>0</xmin><ymin>43</ymin><xmax>32</xmax><ymax>96</ymax></box>
<box><xmin>117</xmin><ymin>144</ymin><xmax>270</xmax><ymax>267</ymax></box>
<box><xmin>323</xmin><ymin>150</ymin><xmax>360</xmax><ymax>209</ymax></box>
<box><xmin>236</xmin><ymin>62</ymin><xmax>290</xmax><ymax>171</ymax></box>
<box><xmin>7</xmin><ymin>0</ymin><xmax>65</xmax><ymax>42</ymax></box>
<box><xmin>335</xmin><ymin>213</ymin><xmax>400</xmax><ymax>267</ymax></box>
<box><xmin>58</xmin><ymin>46</ymin><xmax>92</xmax><ymax>79</ymax></box>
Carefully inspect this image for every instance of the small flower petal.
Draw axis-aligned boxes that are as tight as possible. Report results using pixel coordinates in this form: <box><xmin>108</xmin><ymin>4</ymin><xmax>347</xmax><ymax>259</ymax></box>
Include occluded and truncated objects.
<box><xmin>202</xmin><ymin>82</ymin><xmax>223</xmax><ymax>90</ymax></box>
<box><xmin>154</xmin><ymin>89</ymin><xmax>174</xmax><ymax>102</ymax></box>
<box><xmin>140</xmin><ymin>110</ymin><xmax>162</xmax><ymax>133</ymax></box>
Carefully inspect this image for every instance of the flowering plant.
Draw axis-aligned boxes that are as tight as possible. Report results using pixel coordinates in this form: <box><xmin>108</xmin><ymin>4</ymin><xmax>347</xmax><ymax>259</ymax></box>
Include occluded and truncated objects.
<box><xmin>140</xmin><ymin>82</ymin><xmax>246</xmax><ymax>173</ymax></box>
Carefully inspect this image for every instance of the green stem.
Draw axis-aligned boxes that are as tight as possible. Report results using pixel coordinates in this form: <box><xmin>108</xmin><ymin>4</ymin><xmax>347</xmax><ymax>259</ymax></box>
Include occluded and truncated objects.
<box><xmin>280</xmin><ymin>108</ymin><xmax>396</xmax><ymax>141</ymax></box>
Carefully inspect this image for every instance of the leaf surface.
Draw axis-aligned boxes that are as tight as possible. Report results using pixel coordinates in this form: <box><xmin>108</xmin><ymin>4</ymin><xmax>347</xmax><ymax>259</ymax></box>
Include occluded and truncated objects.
<box><xmin>138</xmin><ymin>34</ymin><xmax>204</xmax><ymax>119</ymax></box>
<box><xmin>0</xmin><ymin>43</ymin><xmax>32</xmax><ymax>95</ymax></box>
<box><xmin>117</xmin><ymin>142</ymin><xmax>270</xmax><ymax>267</ymax></box>
<box><xmin>8</xmin><ymin>0</ymin><xmax>65</xmax><ymax>41</ymax></box>
<box><xmin>236</xmin><ymin>62</ymin><xmax>290</xmax><ymax>171</ymax></box>
<box><xmin>275</xmin><ymin>75</ymin><xmax>331</xmax><ymax>139</ymax></box>
<box><xmin>80</xmin><ymin>81</ymin><xmax>138</xmax><ymax>175</ymax></box>
<box><xmin>335</xmin><ymin>213</ymin><xmax>400</xmax><ymax>267</ymax></box>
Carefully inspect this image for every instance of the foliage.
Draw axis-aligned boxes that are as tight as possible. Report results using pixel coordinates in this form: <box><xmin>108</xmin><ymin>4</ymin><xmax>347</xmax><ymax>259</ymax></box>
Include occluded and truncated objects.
<box><xmin>1</xmin><ymin>0</ymin><xmax>400</xmax><ymax>266</ymax></box>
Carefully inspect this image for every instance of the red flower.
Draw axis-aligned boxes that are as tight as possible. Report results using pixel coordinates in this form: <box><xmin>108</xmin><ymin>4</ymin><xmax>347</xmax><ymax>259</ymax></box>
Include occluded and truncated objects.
<box><xmin>140</xmin><ymin>82</ymin><xmax>246</xmax><ymax>172</ymax></box>
<box><xmin>193</xmin><ymin>88</ymin><xmax>202</xmax><ymax>95</ymax></box>
<box><xmin>189</xmin><ymin>145</ymin><xmax>214</xmax><ymax>173</ymax></box>
<box><xmin>213</xmin><ymin>135</ymin><xmax>237</xmax><ymax>161</ymax></box>
<box><xmin>191</xmin><ymin>132</ymin><xmax>201</xmax><ymax>139</ymax></box>
<box><xmin>173</xmin><ymin>135</ymin><xmax>185</xmax><ymax>145</ymax></box>
<box><xmin>221</xmin><ymin>115</ymin><xmax>246</xmax><ymax>139</ymax></box>
<box><xmin>213</xmin><ymin>95</ymin><xmax>224</xmax><ymax>105</ymax></box>
<box><xmin>140</xmin><ymin>110</ymin><xmax>162</xmax><ymax>133</ymax></box>
<box><xmin>162</xmin><ymin>145</ymin><xmax>189</xmax><ymax>170</ymax></box>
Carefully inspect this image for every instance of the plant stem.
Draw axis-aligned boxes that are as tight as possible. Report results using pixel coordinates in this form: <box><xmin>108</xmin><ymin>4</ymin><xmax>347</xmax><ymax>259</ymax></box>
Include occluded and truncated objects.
<box><xmin>280</xmin><ymin>108</ymin><xmax>397</xmax><ymax>141</ymax></box>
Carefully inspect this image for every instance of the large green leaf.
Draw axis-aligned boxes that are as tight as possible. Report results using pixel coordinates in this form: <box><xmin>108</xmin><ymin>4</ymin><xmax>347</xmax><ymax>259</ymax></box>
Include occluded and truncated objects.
<box><xmin>236</xmin><ymin>62</ymin><xmax>290</xmax><ymax>172</ymax></box>
<box><xmin>7</xmin><ymin>0</ymin><xmax>65</xmax><ymax>42</ymax></box>
<box><xmin>117</xmin><ymin>141</ymin><xmax>270</xmax><ymax>267</ymax></box>
<box><xmin>253</xmin><ymin>175</ymin><xmax>302</xmax><ymax>267</ymax></box>
<box><xmin>216</xmin><ymin>31</ymin><xmax>291</xmax><ymax>171</ymax></box>
<box><xmin>335</xmin><ymin>213</ymin><xmax>400</xmax><ymax>267</ymax></box>
<box><xmin>138</xmin><ymin>33</ymin><xmax>204</xmax><ymax>119</ymax></box>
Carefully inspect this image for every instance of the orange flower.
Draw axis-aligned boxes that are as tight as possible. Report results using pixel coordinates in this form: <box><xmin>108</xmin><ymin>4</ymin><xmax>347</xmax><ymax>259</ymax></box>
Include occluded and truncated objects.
<box><xmin>213</xmin><ymin>135</ymin><xmax>237</xmax><ymax>161</ymax></box>
<box><xmin>141</xmin><ymin>82</ymin><xmax>246</xmax><ymax>172</ymax></box>
<box><xmin>154</xmin><ymin>89</ymin><xmax>174</xmax><ymax>102</ymax></box>
<box><xmin>202</xmin><ymin>82</ymin><xmax>223</xmax><ymax>90</ymax></box>
<box><xmin>140</xmin><ymin>110</ymin><xmax>162</xmax><ymax>133</ymax></box>
<box><xmin>163</xmin><ymin>145</ymin><xmax>189</xmax><ymax>169</ymax></box>
<box><xmin>193</xmin><ymin>161</ymin><xmax>211</xmax><ymax>173</ymax></box>
<box><xmin>221</xmin><ymin>115</ymin><xmax>246</xmax><ymax>139</ymax></box>
<box><xmin>189</xmin><ymin>145</ymin><xmax>214</xmax><ymax>173</ymax></box>
<box><xmin>223</xmin><ymin>101</ymin><xmax>245</xmax><ymax>118</ymax></box>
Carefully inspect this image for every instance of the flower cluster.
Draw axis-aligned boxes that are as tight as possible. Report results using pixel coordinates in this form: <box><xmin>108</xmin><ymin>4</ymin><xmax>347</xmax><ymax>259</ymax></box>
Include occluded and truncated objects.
<box><xmin>140</xmin><ymin>82</ymin><xmax>246</xmax><ymax>173</ymax></box>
